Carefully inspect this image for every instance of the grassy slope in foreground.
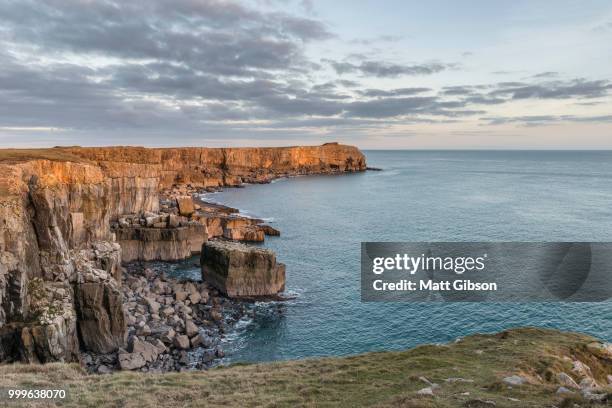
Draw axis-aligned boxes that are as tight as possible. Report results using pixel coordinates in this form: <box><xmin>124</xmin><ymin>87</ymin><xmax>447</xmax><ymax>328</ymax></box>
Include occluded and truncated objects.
<box><xmin>1</xmin><ymin>327</ymin><xmax>610</xmax><ymax>408</ymax></box>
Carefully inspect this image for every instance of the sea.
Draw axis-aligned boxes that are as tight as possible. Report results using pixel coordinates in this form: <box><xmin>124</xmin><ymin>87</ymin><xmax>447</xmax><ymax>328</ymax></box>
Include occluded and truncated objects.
<box><xmin>179</xmin><ymin>150</ymin><xmax>612</xmax><ymax>363</ymax></box>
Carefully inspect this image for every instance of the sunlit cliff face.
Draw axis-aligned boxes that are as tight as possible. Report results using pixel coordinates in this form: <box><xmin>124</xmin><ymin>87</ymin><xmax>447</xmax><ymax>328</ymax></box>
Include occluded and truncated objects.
<box><xmin>0</xmin><ymin>0</ymin><xmax>611</xmax><ymax>148</ymax></box>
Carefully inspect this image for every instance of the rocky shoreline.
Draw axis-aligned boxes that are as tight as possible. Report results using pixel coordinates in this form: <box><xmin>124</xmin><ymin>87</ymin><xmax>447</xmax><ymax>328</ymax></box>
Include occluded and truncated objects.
<box><xmin>84</xmin><ymin>188</ymin><xmax>289</xmax><ymax>374</ymax></box>
<box><xmin>82</xmin><ymin>261</ymin><xmax>249</xmax><ymax>374</ymax></box>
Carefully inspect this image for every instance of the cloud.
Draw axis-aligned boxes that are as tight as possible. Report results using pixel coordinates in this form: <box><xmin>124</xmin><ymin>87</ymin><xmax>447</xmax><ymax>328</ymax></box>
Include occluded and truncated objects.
<box><xmin>325</xmin><ymin>59</ymin><xmax>457</xmax><ymax>77</ymax></box>
<box><xmin>531</xmin><ymin>71</ymin><xmax>559</xmax><ymax>79</ymax></box>
<box><xmin>483</xmin><ymin>115</ymin><xmax>612</xmax><ymax>126</ymax></box>
<box><xmin>348</xmin><ymin>34</ymin><xmax>404</xmax><ymax>45</ymax></box>
<box><xmin>0</xmin><ymin>0</ymin><xmax>332</xmax><ymax>78</ymax></box>
<box><xmin>439</xmin><ymin>79</ymin><xmax>612</xmax><ymax>105</ymax></box>
<box><xmin>0</xmin><ymin>0</ymin><xmax>611</xmax><ymax>145</ymax></box>
<box><xmin>357</xmin><ymin>88</ymin><xmax>431</xmax><ymax>97</ymax></box>
<box><xmin>490</xmin><ymin>79</ymin><xmax>612</xmax><ymax>100</ymax></box>
<box><xmin>592</xmin><ymin>21</ymin><xmax>612</xmax><ymax>32</ymax></box>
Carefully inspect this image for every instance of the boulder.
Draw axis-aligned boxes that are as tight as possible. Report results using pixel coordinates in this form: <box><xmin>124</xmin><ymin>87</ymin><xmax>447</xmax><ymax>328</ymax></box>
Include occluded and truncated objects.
<box><xmin>210</xmin><ymin>310</ymin><xmax>223</xmax><ymax>322</ymax></box>
<box><xmin>168</xmin><ymin>214</ymin><xmax>180</xmax><ymax>228</ymax></box>
<box><xmin>74</xmin><ymin>281</ymin><xmax>127</xmax><ymax>353</ymax></box>
<box><xmin>161</xmin><ymin>328</ymin><xmax>175</xmax><ymax>344</ymax></box>
<box><xmin>91</xmin><ymin>241</ymin><xmax>123</xmax><ymax>281</ymax></box>
<box><xmin>97</xmin><ymin>365</ymin><xmax>112</xmax><ymax>374</ymax></box>
<box><xmin>136</xmin><ymin>324</ymin><xmax>151</xmax><ymax>336</ymax></box>
<box><xmin>145</xmin><ymin>298</ymin><xmax>160</xmax><ymax>314</ymax></box>
<box><xmin>190</xmin><ymin>333</ymin><xmax>212</xmax><ymax>348</ymax></box>
<box><xmin>190</xmin><ymin>335</ymin><xmax>203</xmax><ymax>348</ymax></box>
<box><xmin>175</xmin><ymin>291</ymin><xmax>188</xmax><ymax>302</ymax></box>
<box><xmin>557</xmin><ymin>372</ymin><xmax>579</xmax><ymax>389</ymax></box>
<box><xmin>222</xmin><ymin>226</ymin><xmax>264</xmax><ymax>242</ymax></box>
<box><xmin>176</xmin><ymin>196</ymin><xmax>195</xmax><ymax>216</ymax></box>
<box><xmin>118</xmin><ymin>350</ymin><xmax>147</xmax><ymax>370</ymax></box>
<box><xmin>572</xmin><ymin>360</ymin><xmax>592</xmax><ymax>378</ymax></box>
<box><xmin>130</xmin><ymin>338</ymin><xmax>159</xmax><ymax>362</ymax></box>
<box><xmin>189</xmin><ymin>291</ymin><xmax>201</xmax><ymax>304</ymax></box>
<box><xmin>502</xmin><ymin>375</ymin><xmax>526</xmax><ymax>386</ymax></box>
<box><xmin>260</xmin><ymin>225</ymin><xmax>280</xmax><ymax>236</ymax></box>
<box><xmin>153</xmin><ymin>339</ymin><xmax>167</xmax><ymax>354</ymax></box>
<box><xmin>201</xmin><ymin>241</ymin><xmax>285</xmax><ymax>297</ymax></box>
<box><xmin>586</xmin><ymin>342</ymin><xmax>612</xmax><ymax>360</ymax></box>
<box><xmin>174</xmin><ymin>335</ymin><xmax>190</xmax><ymax>350</ymax></box>
<box><xmin>416</xmin><ymin>384</ymin><xmax>439</xmax><ymax>396</ymax></box>
<box><xmin>579</xmin><ymin>377</ymin><xmax>598</xmax><ymax>389</ymax></box>
<box><xmin>185</xmin><ymin>320</ymin><xmax>198</xmax><ymax>337</ymax></box>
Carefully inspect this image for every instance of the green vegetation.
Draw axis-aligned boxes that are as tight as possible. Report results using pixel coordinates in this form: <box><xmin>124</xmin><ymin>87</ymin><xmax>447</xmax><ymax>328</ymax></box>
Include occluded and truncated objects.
<box><xmin>0</xmin><ymin>328</ymin><xmax>610</xmax><ymax>407</ymax></box>
<box><xmin>25</xmin><ymin>278</ymin><xmax>47</xmax><ymax>324</ymax></box>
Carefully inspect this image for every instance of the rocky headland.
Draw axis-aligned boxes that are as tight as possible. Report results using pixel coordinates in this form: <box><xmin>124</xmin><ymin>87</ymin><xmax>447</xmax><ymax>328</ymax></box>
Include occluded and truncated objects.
<box><xmin>0</xmin><ymin>143</ymin><xmax>366</xmax><ymax>372</ymax></box>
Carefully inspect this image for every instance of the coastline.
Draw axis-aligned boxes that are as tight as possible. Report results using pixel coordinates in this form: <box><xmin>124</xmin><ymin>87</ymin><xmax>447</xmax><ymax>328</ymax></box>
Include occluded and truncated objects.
<box><xmin>0</xmin><ymin>143</ymin><xmax>366</xmax><ymax>373</ymax></box>
<box><xmin>0</xmin><ymin>145</ymin><xmax>610</xmax><ymax>401</ymax></box>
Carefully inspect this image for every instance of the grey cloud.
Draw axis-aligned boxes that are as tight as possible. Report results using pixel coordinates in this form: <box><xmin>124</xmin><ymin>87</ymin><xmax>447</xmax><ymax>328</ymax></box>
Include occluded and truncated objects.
<box><xmin>348</xmin><ymin>34</ymin><xmax>403</xmax><ymax>45</ymax></box>
<box><xmin>483</xmin><ymin>115</ymin><xmax>612</xmax><ymax>126</ymax></box>
<box><xmin>531</xmin><ymin>71</ymin><xmax>559</xmax><ymax>79</ymax></box>
<box><xmin>345</xmin><ymin>96</ymin><xmax>466</xmax><ymax>118</ymax></box>
<box><xmin>337</xmin><ymin>80</ymin><xmax>360</xmax><ymax>88</ymax></box>
<box><xmin>0</xmin><ymin>0</ymin><xmax>331</xmax><ymax>78</ymax></box>
<box><xmin>0</xmin><ymin>0</ymin><xmax>611</xmax><ymax>144</ymax></box>
<box><xmin>490</xmin><ymin>79</ymin><xmax>612</xmax><ymax>100</ymax></box>
<box><xmin>326</xmin><ymin>59</ymin><xmax>456</xmax><ymax>77</ymax></box>
<box><xmin>358</xmin><ymin>88</ymin><xmax>431</xmax><ymax>97</ymax></box>
<box><xmin>441</xmin><ymin>86</ymin><xmax>480</xmax><ymax>96</ymax></box>
<box><xmin>440</xmin><ymin>79</ymin><xmax>612</xmax><ymax>106</ymax></box>
<box><xmin>463</xmin><ymin>95</ymin><xmax>506</xmax><ymax>105</ymax></box>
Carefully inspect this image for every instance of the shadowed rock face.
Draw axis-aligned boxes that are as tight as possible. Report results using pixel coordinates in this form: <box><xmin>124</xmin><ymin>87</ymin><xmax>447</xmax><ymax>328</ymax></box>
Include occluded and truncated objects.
<box><xmin>0</xmin><ymin>281</ymin><xmax>79</xmax><ymax>363</ymax></box>
<box><xmin>74</xmin><ymin>281</ymin><xmax>127</xmax><ymax>354</ymax></box>
<box><xmin>0</xmin><ymin>143</ymin><xmax>365</xmax><ymax>363</ymax></box>
<box><xmin>201</xmin><ymin>241</ymin><xmax>286</xmax><ymax>297</ymax></box>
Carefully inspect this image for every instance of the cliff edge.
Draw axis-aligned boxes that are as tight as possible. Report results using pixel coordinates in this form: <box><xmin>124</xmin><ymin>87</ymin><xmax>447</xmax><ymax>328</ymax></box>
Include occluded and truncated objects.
<box><xmin>0</xmin><ymin>327</ymin><xmax>610</xmax><ymax>407</ymax></box>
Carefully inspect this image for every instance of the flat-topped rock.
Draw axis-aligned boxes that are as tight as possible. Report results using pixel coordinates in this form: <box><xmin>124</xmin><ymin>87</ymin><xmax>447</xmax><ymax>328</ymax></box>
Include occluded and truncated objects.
<box><xmin>201</xmin><ymin>241</ymin><xmax>285</xmax><ymax>298</ymax></box>
<box><xmin>115</xmin><ymin>223</ymin><xmax>207</xmax><ymax>262</ymax></box>
<box><xmin>222</xmin><ymin>226</ymin><xmax>265</xmax><ymax>242</ymax></box>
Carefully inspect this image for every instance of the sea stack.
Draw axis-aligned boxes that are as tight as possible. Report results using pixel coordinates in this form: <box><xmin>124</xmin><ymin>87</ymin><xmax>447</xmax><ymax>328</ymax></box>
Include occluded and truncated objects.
<box><xmin>200</xmin><ymin>241</ymin><xmax>286</xmax><ymax>297</ymax></box>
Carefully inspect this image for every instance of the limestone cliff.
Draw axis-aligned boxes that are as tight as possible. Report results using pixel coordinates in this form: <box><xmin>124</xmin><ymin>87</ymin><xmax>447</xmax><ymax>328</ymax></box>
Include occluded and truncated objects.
<box><xmin>60</xmin><ymin>142</ymin><xmax>366</xmax><ymax>188</ymax></box>
<box><xmin>0</xmin><ymin>143</ymin><xmax>366</xmax><ymax>364</ymax></box>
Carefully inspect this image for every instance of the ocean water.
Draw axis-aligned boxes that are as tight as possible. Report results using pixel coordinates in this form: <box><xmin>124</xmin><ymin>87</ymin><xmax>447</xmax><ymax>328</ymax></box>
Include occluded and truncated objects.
<box><xmin>196</xmin><ymin>150</ymin><xmax>612</xmax><ymax>363</ymax></box>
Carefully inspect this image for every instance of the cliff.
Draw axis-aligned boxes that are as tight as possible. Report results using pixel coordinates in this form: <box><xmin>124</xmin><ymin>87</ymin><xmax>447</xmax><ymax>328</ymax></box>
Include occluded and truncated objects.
<box><xmin>55</xmin><ymin>142</ymin><xmax>366</xmax><ymax>187</ymax></box>
<box><xmin>0</xmin><ymin>143</ymin><xmax>366</xmax><ymax>364</ymax></box>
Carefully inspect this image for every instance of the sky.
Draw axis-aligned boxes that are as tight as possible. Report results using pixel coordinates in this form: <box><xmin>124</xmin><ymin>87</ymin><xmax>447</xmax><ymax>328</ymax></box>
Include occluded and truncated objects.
<box><xmin>0</xmin><ymin>0</ymin><xmax>611</xmax><ymax>149</ymax></box>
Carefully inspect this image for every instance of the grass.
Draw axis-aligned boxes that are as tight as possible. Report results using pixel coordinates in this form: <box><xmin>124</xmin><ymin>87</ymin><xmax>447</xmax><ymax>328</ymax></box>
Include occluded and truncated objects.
<box><xmin>0</xmin><ymin>327</ymin><xmax>610</xmax><ymax>407</ymax></box>
<box><xmin>0</xmin><ymin>148</ymin><xmax>89</xmax><ymax>164</ymax></box>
